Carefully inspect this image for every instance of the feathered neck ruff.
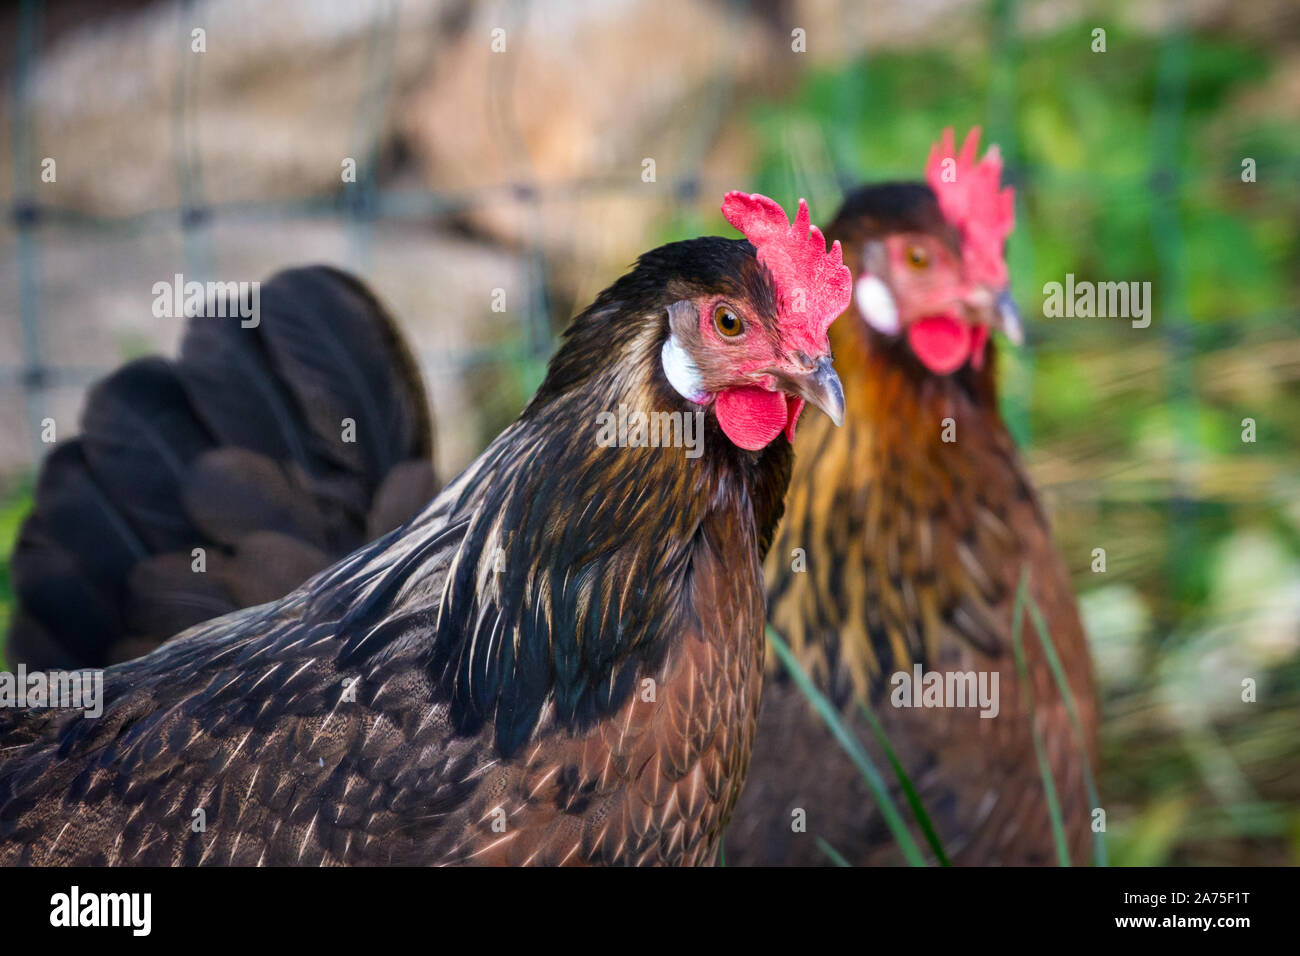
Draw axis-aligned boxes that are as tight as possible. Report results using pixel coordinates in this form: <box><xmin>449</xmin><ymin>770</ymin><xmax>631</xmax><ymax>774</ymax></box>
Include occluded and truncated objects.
<box><xmin>319</xmin><ymin>262</ymin><xmax>792</xmax><ymax>756</ymax></box>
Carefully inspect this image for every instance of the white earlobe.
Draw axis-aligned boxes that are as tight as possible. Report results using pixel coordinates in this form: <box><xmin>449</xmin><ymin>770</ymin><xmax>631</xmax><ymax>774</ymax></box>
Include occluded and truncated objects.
<box><xmin>661</xmin><ymin>334</ymin><xmax>709</xmax><ymax>404</ymax></box>
<box><xmin>854</xmin><ymin>274</ymin><xmax>899</xmax><ymax>335</ymax></box>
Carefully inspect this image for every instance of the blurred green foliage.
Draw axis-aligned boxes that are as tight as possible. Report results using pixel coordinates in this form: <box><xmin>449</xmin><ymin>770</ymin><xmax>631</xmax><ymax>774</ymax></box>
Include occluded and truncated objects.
<box><xmin>0</xmin><ymin>479</ymin><xmax>30</xmax><ymax>674</ymax></box>
<box><xmin>747</xmin><ymin>25</ymin><xmax>1298</xmax><ymax>319</ymax></box>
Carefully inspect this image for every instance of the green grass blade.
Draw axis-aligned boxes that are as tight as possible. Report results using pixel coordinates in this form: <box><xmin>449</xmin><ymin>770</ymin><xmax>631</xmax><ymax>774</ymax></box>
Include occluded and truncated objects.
<box><xmin>815</xmin><ymin>837</ymin><xmax>852</xmax><ymax>867</ymax></box>
<box><xmin>854</xmin><ymin>699</ymin><xmax>951</xmax><ymax>866</ymax></box>
<box><xmin>766</xmin><ymin>625</ymin><xmax>928</xmax><ymax>866</ymax></box>
<box><xmin>1022</xmin><ymin>578</ymin><xmax>1108</xmax><ymax>866</ymax></box>
<box><xmin>1012</xmin><ymin>568</ymin><xmax>1071</xmax><ymax>866</ymax></box>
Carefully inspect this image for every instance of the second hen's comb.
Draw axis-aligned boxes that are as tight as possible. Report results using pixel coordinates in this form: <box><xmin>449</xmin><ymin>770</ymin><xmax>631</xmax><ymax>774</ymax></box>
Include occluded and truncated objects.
<box><xmin>721</xmin><ymin>192</ymin><xmax>851</xmax><ymax>342</ymax></box>
<box><xmin>925</xmin><ymin>126</ymin><xmax>1016</xmax><ymax>287</ymax></box>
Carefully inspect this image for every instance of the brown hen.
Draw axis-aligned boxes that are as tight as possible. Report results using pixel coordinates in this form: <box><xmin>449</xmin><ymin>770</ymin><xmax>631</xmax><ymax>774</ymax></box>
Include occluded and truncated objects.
<box><xmin>0</xmin><ymin>192</ymin><xmax>850</xmax><ymax>866</ymax></box>
<box><xmin>727</xmin><ymin>130</ymin><xmax>1100</xmax><ymax>866</ymax></box>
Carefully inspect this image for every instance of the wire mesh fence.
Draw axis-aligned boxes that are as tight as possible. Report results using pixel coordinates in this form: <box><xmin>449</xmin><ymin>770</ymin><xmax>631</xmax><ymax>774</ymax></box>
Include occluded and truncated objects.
<box><xmin>5</xmin><ymin>1</ymin><xmax>786</xmax><ymax>474</ymax></box>
<box><xmin>6</xmin><ymin>0</ymin><xmax>1294</xmax><ymax>468</ymax></box>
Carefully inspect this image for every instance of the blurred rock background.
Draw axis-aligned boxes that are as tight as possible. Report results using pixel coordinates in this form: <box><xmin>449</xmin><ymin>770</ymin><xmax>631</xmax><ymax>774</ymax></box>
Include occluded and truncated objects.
<box><xmin>1</xmin><ymin>0</ymin><xmax>1298</xmax><ymax>864</ymax></box>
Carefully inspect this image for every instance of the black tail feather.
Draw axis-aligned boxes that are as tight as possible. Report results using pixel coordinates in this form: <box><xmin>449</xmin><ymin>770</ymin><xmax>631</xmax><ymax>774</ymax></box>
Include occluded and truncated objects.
<box><xmin>80</xmin><ymin>357</ymin><xmax>217</xmax><ymax>554</ymax></box>
<box><xmin>6</xmin><ymin>266</ymin><xmax>438</xmax><ymax>669</ymax></box>
<box><xmin>255</xmin><ymin>267</ymin><xmax>432</xmax><ymax>494</ymax></box>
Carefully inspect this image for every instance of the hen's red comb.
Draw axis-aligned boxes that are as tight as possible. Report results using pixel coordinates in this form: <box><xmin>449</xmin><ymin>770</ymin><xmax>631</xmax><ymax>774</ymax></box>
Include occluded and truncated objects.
<box><xmin>925</xmin><ymin>126</ymin><xmax>1015</xmax><ymax>287</ymax></box>
<box><xmin>721</xmin><ymin>192</ymin><xmax>851</xmax><ymax>350</ymax></box>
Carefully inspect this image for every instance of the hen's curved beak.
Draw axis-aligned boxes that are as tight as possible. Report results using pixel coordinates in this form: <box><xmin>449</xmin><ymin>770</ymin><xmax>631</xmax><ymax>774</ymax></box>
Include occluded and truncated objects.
<box><xmin>963</xmin><ymin>283</ymin><xmax>1024</xmax><ymax>346</ymax></box>
<box><xmin>773</xmin><ymin>355</ymin><xmax>845</xmax><ymax>427</ymax></box>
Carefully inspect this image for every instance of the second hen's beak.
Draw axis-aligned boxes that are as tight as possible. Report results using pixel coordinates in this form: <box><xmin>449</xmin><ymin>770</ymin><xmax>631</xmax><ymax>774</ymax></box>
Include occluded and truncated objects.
<box><xmin>961</xmin><ymin>283</ymin><xmax>1024</xmax><ymax>345</ymax></box>
<box><xmin>770</xmin><ymin>355</ymin><xmax>845</xmax><ymax>427</ymax></box>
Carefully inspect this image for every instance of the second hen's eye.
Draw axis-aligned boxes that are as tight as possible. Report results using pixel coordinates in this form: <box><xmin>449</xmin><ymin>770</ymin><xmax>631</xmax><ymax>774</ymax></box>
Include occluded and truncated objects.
<box><xmin>906</xmin><ymin>245</ymin><xmax>931</xmax><ymax>270</ymax></box>
<box><xmin>713</xmin><ymin>305</ymin><xmax>743</xmax><ymax>337</ymax></box>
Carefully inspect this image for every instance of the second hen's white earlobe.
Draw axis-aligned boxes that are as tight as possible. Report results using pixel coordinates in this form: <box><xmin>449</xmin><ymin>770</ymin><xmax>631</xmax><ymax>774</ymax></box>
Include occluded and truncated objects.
<box><xmin>854</xmin><ymin>274</ymin><xmax>899</xmax><ymax>335</ymax></box>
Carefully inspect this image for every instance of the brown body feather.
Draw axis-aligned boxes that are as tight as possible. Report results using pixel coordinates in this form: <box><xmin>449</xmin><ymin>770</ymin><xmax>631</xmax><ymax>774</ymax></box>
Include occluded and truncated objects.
<box><xmin>0</xmin><ymin>460</ymin><xmax>770</xmax><ymax>866</ymax></box>
<box><xmin>728</xmin><ymin>311</ymin><xmax>1098</xmax><ymax>865</ymax></box>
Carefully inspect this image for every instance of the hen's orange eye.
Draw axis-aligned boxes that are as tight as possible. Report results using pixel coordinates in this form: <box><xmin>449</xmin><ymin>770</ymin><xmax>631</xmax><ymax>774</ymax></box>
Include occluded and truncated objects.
<box><xmin>713</xmin><ymin>305</ymin><xmax>743</xmax><ymax>337</ymax></box>
<box><xmin>906</xmin><ymin>245</ymin><xmax>931</xmax><ymax>270</ymax></box>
